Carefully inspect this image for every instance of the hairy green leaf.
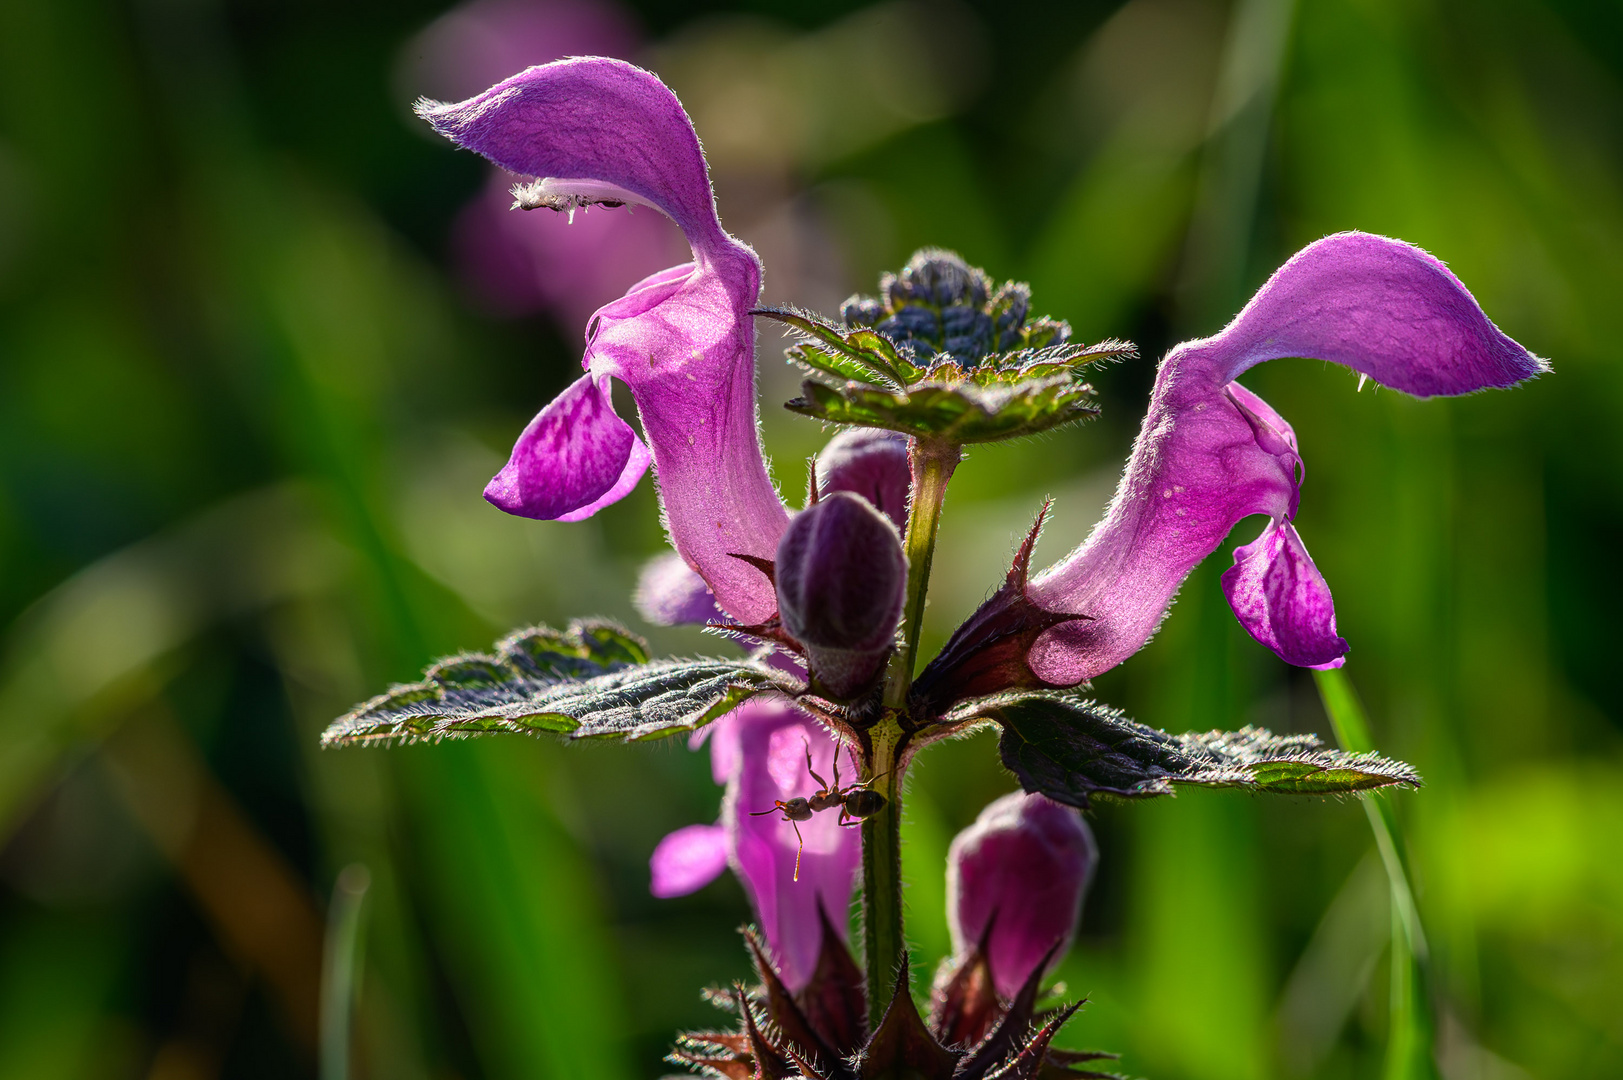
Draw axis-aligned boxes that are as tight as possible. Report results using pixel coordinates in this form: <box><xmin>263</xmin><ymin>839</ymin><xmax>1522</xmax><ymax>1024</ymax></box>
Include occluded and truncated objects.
<box><xmin>321</xmin><ymin>620</ymin><xmax>790</xmax><ymax>747</ymax></box>
<box><xmin>786</xmin><ymin>376</ymin><xmax>1099</xmax><ymax>443</ymax></box>
<box><xmin>759</xmin><ymin>306</ymin><xmax>914</xmax><ymax>387</ymax></box>
<box><xmin>957</xmin><ymin>693</ymin><xmax>1421</xmax><ymax>805</ymax></box>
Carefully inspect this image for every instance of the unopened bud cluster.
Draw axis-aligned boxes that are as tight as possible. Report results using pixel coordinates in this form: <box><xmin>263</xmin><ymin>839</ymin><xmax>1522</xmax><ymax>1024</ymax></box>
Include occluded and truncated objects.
<box><xmin>840</xmin><ymin>248</ymin><xmax>1072</xmax><ymax>366</ymax></box>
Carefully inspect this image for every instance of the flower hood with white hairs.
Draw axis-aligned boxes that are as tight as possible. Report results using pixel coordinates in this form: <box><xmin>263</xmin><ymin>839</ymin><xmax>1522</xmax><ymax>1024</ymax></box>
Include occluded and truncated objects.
<box><xmin>418</xmin><ymin>57</ymin><xmax>789</xmax><ymax>624</ymax></box>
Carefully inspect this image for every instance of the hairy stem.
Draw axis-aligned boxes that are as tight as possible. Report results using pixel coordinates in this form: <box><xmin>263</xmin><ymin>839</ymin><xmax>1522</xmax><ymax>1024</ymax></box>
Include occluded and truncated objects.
<box><xmin>861</xmin><ymin>437</ymin><xmax>959</xmax><ymax>1026</ymax></box>
<box><xmin>859</xmin><ymin>722</ymin><xmax>905</xmax><ymax>1029</ymax></box>
<box><xmin>884</xmin><ymin>438</ymin><xmax>961</xmax><ymax>708</ymax></box>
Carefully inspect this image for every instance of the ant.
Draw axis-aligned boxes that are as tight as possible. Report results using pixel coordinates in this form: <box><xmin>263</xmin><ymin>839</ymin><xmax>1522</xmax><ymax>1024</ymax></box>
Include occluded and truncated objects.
<box><xmin>751</xmin><ymin>739</ymin><xmax>889</xmax><ymax>881</ymax></box>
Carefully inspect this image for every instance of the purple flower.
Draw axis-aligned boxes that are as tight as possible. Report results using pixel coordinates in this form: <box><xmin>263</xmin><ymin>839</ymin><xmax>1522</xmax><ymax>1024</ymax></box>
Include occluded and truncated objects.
<box><xmin>419</xmin><ymin>58</ymin><xmax>789</xmax><ymax>623</ymax></box>
<box><xmin>946</xmin><ymin>792</ymin><xmax>1097</xmax><ymax>998</ymax></box>
<box><xmin>649</xmin><ymin>700</ymin><xmax>860</xmax><ymax>991</ymax></box>
<box><xmin>985</xmin><ymin>231</ymin><xmax>1546</xmax><ymax>686</ymax></box>
<box><xmin>776</xmin><ymin>491</ymin><xmax>908</xmax><ymax>699</ymax></box>
<box><xmin>634</xmin><ymin>550</ymin><xmax>724</xmax><ymax>628</ymax></box>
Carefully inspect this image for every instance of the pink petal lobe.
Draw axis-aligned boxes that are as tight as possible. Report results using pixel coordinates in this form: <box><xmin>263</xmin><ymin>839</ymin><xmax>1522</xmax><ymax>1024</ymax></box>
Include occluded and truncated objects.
<box><xmin>1222</xmin><ymin>520</ymin><xmax>1348</xmax><ymax>669</ymax></box>
<box><xmin>649</xmin><ymin>823</ymin><xmax>730</xmax><ymax>898</ymax></box>
<box><xmin>482</xmin><ymin>373</ymin><xmax>646</xmax><ymax>520</ymax></box>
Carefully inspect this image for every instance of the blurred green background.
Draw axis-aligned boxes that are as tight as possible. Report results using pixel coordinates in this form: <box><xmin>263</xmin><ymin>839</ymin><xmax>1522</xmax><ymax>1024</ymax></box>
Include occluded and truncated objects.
<box><xmin>1</xmin><ymin>0</ymin><xmax>1619</xmax><ymax>1076</ymax></box>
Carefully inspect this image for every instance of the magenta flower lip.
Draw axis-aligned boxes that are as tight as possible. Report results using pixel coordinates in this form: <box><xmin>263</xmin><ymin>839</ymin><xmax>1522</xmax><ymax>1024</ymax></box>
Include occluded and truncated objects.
<box><xmin>646</xmin><ymin>700</ymin><xmax>861</xmax><ymax>992</ymax></box>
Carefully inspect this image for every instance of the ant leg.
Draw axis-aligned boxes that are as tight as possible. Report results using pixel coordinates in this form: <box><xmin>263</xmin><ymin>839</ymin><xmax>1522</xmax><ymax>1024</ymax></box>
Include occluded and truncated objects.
<box><xmin>791</xmin><ymin>819</ymin><xmax>805</xmax><ymax>882</ymax></box>
<box><xmin>802</xmin><ymin>737</ymin><xmax>829</xmax><ymax>792</ymax></box>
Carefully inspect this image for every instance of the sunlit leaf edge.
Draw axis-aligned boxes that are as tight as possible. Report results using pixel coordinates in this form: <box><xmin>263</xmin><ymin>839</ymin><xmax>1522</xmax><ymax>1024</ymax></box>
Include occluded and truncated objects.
<box><xmin>320</xmin><ymin>619</ymin><xmax>794</xmax><ymax>748</ymax></box>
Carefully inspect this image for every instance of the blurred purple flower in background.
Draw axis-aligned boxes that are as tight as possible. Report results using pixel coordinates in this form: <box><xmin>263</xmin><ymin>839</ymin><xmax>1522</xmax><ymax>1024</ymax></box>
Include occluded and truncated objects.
<box><xmin>946</xmin><ymin>792</ymin><xmax>1097</xmax><ymax>998</ymax></box>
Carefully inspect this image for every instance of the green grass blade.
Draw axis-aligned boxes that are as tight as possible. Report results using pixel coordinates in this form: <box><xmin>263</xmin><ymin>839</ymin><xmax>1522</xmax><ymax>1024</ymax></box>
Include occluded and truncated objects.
<box><xmin>321</xmin><ymin>864</ymin><xmax>372</xmax><ymax>1080</ymax></box>
<box><xmin>1314</xmin><ymin>667</ymin><xmax>1435</xmax><ymax>1079</ymax></box>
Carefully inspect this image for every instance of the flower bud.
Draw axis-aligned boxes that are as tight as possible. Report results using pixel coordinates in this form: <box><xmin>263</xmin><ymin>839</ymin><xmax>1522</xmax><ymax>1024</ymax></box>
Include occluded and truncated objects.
<box><xmin>815</xmin><ymin>428</ymin><xmax>911</xmax><ymax>532</ymax></box>
<box><xmin>775</xmin><ymin>491</ymin><xmax>907</xmax><ymax>699</ymax></box>
<box><xmin>946</xmin><ymin>792</ymin><xmax>1097</xmax><ymax>998</ymax></box>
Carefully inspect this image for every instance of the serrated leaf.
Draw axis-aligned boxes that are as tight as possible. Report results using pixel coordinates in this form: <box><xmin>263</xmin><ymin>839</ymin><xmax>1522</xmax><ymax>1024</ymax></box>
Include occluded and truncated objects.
<box><xmin>786</xmin><ymin>376</ymin><xmax>1099</xmax><ymax>443</ymax></box>
<box><xmin>958</xmin><ymin>693</ymin><xmax>1421</xmax><ymax>805</ymax></box>
<box><xmin>759</xmin><ymin>307</ymin><xmax>908</xmax><ymax>386</ymax></box>
<box><xmin>321</xmin><ymin>620</ymin><xmax>789</xmax><ymax>747</ymax></box>
<box><xmin>786</xmin><ymin>341</ymin><xmax>901</xmax><ymax>389</ymax></box>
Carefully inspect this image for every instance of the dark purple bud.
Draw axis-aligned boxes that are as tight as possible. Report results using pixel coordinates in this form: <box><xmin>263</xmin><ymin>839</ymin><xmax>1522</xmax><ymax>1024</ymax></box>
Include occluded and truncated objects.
<box><xmin>816</xmin><ymin>429</ymin><xmax>912</xmax><ymax>532</ymax></box>
<box><xmin>775</xmin><ymin>491</ymin><xmax>907</xmax><ymax>700</ymax></box>
<box><xmin>840</xmin><ymin>294</ymin><xmax>885</xmax><ymax>328</ymax></box>
<box><xmin>878</xmin><ymin>305</ymin><xmax>943</xmax><ymax>357</ymax></box>
<box><xmin>946</xmin><ymin>792</ymin><xmax>1097</xmax><ymax>998</ymax></box>
<box><xmin>893</xmin><ymin>248</ymin><xmax>991</xmax><ymax>308</ymax></box>
<box><xmin>942</xmin><ymin>305</ymin><xmax>993</xmax><ymax>360</ymax></box>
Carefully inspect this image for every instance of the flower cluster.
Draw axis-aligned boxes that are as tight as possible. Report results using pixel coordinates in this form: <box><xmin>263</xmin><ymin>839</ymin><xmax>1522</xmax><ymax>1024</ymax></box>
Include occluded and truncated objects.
<box><xmin>320</xmin><ymin>54</ymin><xmax>1548</xmax><ymax>1078</ymax></box>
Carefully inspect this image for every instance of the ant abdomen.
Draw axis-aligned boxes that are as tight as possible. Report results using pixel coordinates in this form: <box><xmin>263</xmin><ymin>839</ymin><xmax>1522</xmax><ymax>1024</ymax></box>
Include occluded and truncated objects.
<box><xmin>842</xmin><ymin>789</ymin><xmax>886</xmax><ymax>819</ymax></box>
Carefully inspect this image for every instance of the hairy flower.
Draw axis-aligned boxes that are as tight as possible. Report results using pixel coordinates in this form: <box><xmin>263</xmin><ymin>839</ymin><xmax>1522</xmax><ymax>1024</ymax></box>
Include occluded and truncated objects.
<box><xmin>649</xmin><ymin>700</ymin><xmax>860</xmax><ymax>991</ymax></box>
<box><xmin>933</xmin><ymin>232</ymin><xmax>1546</xmax><ymax>691</ymax></box>
<box><xmin>418</xmin><ymin>58</ymin><xmax>788</xmax><ymax>623</ymax></box>
<box><xmin>814</xmin><ymin>428</ymin><xmax>911</xmax><ymax>531</ymax></box>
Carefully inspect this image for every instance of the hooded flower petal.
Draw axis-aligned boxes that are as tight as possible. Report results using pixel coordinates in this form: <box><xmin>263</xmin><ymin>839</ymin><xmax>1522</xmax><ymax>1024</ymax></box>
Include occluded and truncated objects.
<box><xmin>420</xmin><ymin>58</ymin><xmax>789</xmax><ymax>623</ymax></box>
<box><xmin>1019</xmin><ymin>232</ymin><xmax>1544</xmax><ymax>685</ymax></box>
<box><xmin>723</xmin><ymin>700</ymin><xmax>861</xmax><ymax>991</ymax></box>
<box><xmin>650</xmin><ymin>822</ymin><xmax>730</xmax><ymax>898</ymax></box>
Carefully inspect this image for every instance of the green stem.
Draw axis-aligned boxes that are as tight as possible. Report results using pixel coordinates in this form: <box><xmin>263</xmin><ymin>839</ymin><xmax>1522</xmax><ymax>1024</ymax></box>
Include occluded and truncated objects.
<box><xmin>860</xmin><ymin>723</ymin><xmax>905</xmax><ymax>1029</ymax></box>
<box><xmin>861</xmin><ymin>437</ymin><xmax>959</xmax><ymax>1027</ymax></box>
<box><xmin>884</xmin><ymin>438</ymin><xmax>960</xmax><ymax>709</ymax></box>
<box><xmin>1314</xmin><ymin>668</ymin><xmax>1434</xmax><ymax>1080</ymax></box>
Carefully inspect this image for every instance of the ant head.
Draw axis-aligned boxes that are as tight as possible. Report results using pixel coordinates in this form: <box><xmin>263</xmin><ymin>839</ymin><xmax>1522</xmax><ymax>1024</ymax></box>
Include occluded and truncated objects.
<box><xmin>782</xmin><ymin>797</ymin><xmax>815</xmax><ymax>820</ymax></box>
